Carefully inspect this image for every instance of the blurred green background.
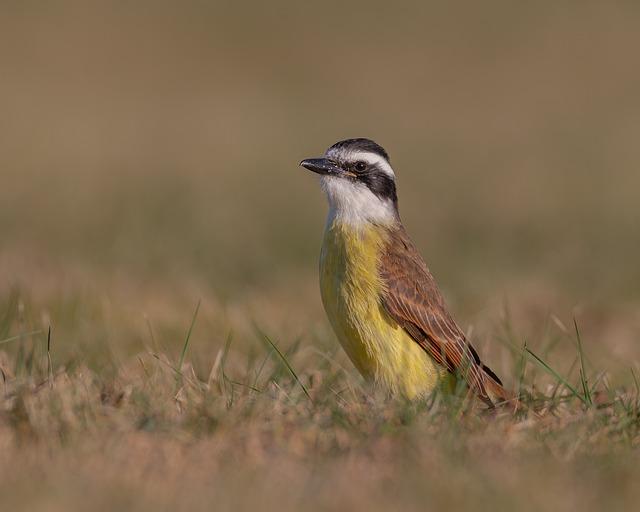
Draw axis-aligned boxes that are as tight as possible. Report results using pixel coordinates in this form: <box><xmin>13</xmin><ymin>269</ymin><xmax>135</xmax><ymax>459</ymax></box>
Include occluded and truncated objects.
<box><xmin>1</xmin><ymin>0</ymin><xmax>639</xmax><ymax>371</ymax></box>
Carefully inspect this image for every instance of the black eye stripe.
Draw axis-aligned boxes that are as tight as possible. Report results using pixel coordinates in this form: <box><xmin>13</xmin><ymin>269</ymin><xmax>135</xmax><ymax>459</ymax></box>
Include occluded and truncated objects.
<box><xmin>357</xmin><ymin>167</ymin><xmax>397</xmax><ymax>204</ymax></box>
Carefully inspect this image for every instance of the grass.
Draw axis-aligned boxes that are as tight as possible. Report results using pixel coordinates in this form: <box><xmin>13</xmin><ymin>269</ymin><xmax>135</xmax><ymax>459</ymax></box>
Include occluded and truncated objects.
<box><xmin>259</xmin><ymin>330</ymin><xmax>312</xmax><ymax>402</ymax></box>
<box><xmin>175</xmin><ymin>299</ymin><xmax>201</xmax><ymax>389</ymax></box>
<box><xmin>1</xmin><ymin>294</ymin><xmax>639</xmax><ymax>511</ymax></box>
<box><xmin>1</xmin><ymin>1</ymin><xmax>640</xmax><ymax>510</ymax></box>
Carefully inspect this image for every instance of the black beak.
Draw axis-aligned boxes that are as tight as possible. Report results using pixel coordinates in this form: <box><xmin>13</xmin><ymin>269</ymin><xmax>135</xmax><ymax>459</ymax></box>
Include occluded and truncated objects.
<box><xmin>299</xmin><ymin>157</ymin><xmax>344</xmax><ymax>176</ymax></box>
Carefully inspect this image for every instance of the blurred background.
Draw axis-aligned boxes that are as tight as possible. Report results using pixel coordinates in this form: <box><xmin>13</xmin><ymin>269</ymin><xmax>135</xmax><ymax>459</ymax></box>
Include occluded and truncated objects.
<box><xmin>1</xmin><ymin>0</ymin><xmax>639</xmax><ymax>376</ymax></box>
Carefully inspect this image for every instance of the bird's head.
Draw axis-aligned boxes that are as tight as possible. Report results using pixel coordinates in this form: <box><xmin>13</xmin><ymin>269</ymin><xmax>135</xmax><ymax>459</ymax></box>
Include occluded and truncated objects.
<box><xmin>300</xmin><ymin>138</ymin><xmax>399</xmax><ymax>226</ymax></box>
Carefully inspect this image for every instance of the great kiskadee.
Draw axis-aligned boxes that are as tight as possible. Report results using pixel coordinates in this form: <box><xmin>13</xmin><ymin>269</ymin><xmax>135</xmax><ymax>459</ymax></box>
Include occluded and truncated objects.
<box><xmin>301</xmin><ymin>138</ymin><xmax>510</xmax><ymax>407</ymax></box>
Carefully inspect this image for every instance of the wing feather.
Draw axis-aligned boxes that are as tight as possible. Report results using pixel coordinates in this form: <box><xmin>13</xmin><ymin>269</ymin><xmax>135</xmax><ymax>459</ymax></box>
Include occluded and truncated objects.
<box><xmin>379</xmin><ymin>226</ymin><xmax>501</xmax><ymax>404</ymax></box>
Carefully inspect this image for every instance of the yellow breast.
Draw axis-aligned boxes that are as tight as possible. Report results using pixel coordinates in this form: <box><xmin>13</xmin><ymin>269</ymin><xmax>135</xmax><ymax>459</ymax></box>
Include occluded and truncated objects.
<box><xmin>319</xmin><ymin>221</ymin><xmax>446</xmax><ymax>399</ymax></box>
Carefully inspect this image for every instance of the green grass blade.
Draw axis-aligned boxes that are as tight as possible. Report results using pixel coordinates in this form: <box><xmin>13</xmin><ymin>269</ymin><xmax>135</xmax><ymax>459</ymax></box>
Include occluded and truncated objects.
<box><xmin>47</xmin><ymin>325</ymin><xmax>53</xmax><ymax>386</ymax></box>
<box><xmin>178</xmin><ymin>299</ymin><xmax>201</xmax><ymax>372</ymax></box>
<box><xmin>151</xmin><ymin>353</ymin><xmax>202</xmax><ymax>390</ymax></box>
<box><xmin>220</xmin><ymin>331</ymin><xmax>234</xmax><ymax>402</ymax></box>
<box><xmin>574</xmin><ymin>317</ymin><xmax>592</xmax><ymax>406</ymax></box>
<box><xmin>630</xmin><ymin>367</ymin><xmax>640</xmax><ymax>399</ymax></box>
<box><xmin>515</xmin><ymin>340</ymin><xmax>528</xmax><ymax>396</ymax></box>
<box><xmin>260</xmin><ymin>331</ymin><xmax>311</xmax><ymax>402</ymax></box>
<box><xmin>175</xmin><ymin>299</ymin><xmax>201</xmax><ymax>389</ymax></box>
<box><xmin>550</xmin><ymin>358</ymin><xmax>577</xmax><ymax>404</ymax></box>
<box><xmin>525</xmin><ymin>347</ymin><xmax>587</xmax><ymax>405</ymax></box>
<box><xmin>0</xmin><ymin>330</ymin><xmax>42</xmax><ymax>345</ymax></box>
<box><xmin>251</xmin><ymin>349</ymin><xmax>272</xmax><ymax>391</ymax></box>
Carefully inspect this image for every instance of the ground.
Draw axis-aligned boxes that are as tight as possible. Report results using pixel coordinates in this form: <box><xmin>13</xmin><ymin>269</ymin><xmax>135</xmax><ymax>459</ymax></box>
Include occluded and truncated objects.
<box><xmin>1</xmin><ymin>2</ymin><xmax>639</xmax><ymax>511</ymax></box>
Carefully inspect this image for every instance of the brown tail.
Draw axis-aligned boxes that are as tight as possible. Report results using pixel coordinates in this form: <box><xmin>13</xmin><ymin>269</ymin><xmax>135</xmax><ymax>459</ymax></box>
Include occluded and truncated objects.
<box><xmin>480</xmin><ymin>364</ymin><xmax>522</xmax><ymax>411</ymax></box>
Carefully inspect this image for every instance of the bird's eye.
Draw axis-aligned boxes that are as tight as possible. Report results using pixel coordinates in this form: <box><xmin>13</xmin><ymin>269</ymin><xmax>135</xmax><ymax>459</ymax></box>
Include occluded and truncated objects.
<box><xmin>355</xmin><ymin>161</ymin><xmax>367</xmax><ymax>172</ymax></box>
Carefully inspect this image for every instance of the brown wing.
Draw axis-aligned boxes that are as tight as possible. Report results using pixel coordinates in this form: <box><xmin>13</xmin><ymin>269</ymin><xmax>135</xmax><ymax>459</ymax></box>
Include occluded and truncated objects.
<box><xmin>379</xmin><ymin>225</ymin><xmax>505</xmax><ymax>406</ymax></box>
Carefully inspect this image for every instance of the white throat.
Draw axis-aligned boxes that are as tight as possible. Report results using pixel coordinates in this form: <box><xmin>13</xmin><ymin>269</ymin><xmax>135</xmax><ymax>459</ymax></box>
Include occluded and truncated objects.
<box><xmin>321</xmin><ymin>176</ymin><xmax>397</xmax><ymax>227</ymax></box>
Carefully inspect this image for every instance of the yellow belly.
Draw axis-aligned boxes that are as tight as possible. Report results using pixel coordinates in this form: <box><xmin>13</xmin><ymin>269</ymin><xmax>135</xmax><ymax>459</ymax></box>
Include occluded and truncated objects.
<box><xmin>319</xmin><ymin>221</ymin><xmax>446</xmax><ymax>399</ymax></box>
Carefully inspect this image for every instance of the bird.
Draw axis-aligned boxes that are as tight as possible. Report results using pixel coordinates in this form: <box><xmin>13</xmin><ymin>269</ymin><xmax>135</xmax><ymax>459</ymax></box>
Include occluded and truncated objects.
<box><xmin>300</xmin><ymin>138</ymin><xmax>511</xmax><ymax>407</ymax></box>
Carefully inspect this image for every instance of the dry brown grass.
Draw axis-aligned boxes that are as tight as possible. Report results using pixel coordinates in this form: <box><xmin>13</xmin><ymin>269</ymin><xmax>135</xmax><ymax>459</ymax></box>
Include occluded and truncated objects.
<box><xmin>1</xmin><ymin>329</ymin><xmax>639</xmax><ymax>512</ymax></box>
<box><xmin>1</xmin><ymin>1</ymin><xmax>640</xmax><ymax>510</ymax></box>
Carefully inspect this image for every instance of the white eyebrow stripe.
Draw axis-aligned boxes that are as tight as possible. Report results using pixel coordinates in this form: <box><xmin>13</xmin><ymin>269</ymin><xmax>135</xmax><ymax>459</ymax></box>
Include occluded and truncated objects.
<box><xmin>326</xmin><ymin>149</ymin><xmax>395</xmax><ymax>177</ymax></box>
<box><xmin>351</xmin><ymin>151</ymin><xmax>395</xmax><ymax>177</ymax></box>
